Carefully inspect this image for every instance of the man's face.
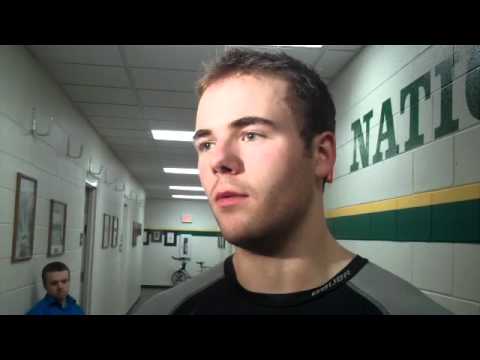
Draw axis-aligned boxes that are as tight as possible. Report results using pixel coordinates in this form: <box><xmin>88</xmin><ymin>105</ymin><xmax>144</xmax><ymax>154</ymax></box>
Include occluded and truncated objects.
<box><xmin>195</xmin><ymin>74</ymin><xmax>319</xmax><ymax>254</ymax></box>
<box><xmin>45</xmin><ymin>270</ymin><xmax>70</xmax><ymax>303</ymax></box>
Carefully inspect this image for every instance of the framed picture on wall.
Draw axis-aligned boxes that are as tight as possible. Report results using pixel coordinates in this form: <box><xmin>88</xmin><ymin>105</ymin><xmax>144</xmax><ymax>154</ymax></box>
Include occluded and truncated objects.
<box><xmin>111</xmin><ymin>216</ymin><xmax>118</xmax><ymax>248</ymax></box>
<box><xmin>12</xmin><ymin>173</ymin><xmax>38</xmax><ymax>263</ymax></box>
<box><xmin>151</xmin><ymin>230</ymin><xmax>162</xmax><ymax>243</ymax></box>
<box><xmin>47</xmin><ymin>200</ymin><xmax>67</xmax><ymax>257</ymax></box>
<box><xmin>144</xmin><ymin>231</ymin><xmax>151</xmax><ymax>245</ymax></box>
<box><xmin>164</xmin><ymin>231</ymin><xmax>176</xmax><ymax>246</ymax></box>
<box><xmin>102</xmin><ymin>214</ymin><xmax>110</xmax><ymax>249</ymax></box>
<box><xmin>178</xmin><ymin>234</ymin><xmax>191</xmax><ymax>257</ymax></box>
<box><xmin>218</xmin><ymin>235</ymin><xmax>225</xmax><ymax>249</ymax></box>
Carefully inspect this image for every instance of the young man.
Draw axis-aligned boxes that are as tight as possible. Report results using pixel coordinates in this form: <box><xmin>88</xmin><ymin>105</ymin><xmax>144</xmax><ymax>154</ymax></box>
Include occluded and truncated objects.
<box><xmin>26</xmin><ymin>261</ymin><xmax>85</xmax><ymax>315</ymax></box>
<box><xmin>135</xmin><ymin>48</ymin><xmax>450</xmax><ymax>315</ymax></box>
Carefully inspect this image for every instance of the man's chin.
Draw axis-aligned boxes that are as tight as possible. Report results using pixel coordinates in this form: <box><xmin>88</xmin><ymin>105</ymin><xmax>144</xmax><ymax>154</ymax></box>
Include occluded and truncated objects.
<box><xmin>219</xmin><ymin>224</ymin><xmax>270</xmax><ymax>251</ymax></box>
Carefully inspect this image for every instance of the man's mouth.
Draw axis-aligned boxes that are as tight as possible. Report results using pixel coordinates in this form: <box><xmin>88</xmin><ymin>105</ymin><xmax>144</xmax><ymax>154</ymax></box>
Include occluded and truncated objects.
<box><xmin>215</xmin><ymin>191</ymin><xmax>249</xmax><ymax>208</ymax></box>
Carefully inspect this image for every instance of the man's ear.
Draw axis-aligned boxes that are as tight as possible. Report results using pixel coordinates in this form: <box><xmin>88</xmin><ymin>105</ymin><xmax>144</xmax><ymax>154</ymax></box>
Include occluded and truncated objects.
<box><xmin>311</xmin><ymin>131</ymin><xmax>336</xmax><ymax>184</ymax></box>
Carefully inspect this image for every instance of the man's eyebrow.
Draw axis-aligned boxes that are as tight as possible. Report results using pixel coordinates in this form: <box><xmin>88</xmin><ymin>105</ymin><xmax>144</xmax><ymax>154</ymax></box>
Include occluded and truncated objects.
<box><xmin>229</xmin><ymin>116</ymin><xmax>277</xmax><ymax>130</ymax></box>
<box><xmin>193</xmin><ymin>117</ymin><xmax>276</xmax><ymax>141</ymax></box>
<box><xmin>193</xmin><ymin>129</ymin><xmax>211</xmax><ymax>141</ymax></box>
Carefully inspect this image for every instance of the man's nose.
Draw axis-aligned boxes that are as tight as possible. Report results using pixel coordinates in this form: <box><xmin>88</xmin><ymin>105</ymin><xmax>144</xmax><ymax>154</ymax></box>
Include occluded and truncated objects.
<box><xmin>210</xmin><ymin>140</ymin><xmax>243</xmax><ymax>175</ymax></box>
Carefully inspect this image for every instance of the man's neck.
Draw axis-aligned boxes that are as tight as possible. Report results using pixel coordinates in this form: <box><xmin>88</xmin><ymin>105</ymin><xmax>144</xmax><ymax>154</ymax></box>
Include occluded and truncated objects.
<box><xmin>231</xmin><ymin>208</ymin><xmax>354</xmax><ymax>294</ymax></box>
<box><xmin>49</xmin><ymin>294</ymin><xmax>68</xmax><ymax>308</ymax></box>
<box><xmin>60</xmin><ymin>298</ymin><xmax>67</xmax><ymax>308</ymax></box>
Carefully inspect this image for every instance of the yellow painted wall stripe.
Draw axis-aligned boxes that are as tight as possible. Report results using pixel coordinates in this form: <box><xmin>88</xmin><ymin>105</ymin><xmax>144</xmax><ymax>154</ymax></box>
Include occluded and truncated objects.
<box><xmin>431</xmin><ymin>183</ymin><xmax>480</xmax><ymax>205</ymax></box>
<box><xmin>326</xmin><ymin>199</ymin><xmax>397</xmax><ymax>218</ymax></box>
<box><xmin>397</xmin><ymin>193</ymin><xmax>431</xmax><ymax>209</ymax></box>
<box><xmin>326</xmin><ymin>183</ymin><xmax>480</xmax><ymax>219</ymax></box>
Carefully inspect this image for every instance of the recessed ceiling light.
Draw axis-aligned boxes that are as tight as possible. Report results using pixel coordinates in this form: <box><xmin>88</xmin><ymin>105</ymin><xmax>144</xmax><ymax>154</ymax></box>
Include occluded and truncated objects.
<box><xmin>151</xmin><ymin>130</ymin><xmax>195</xmax><ymax>142</ymax></box>
<box><xmin>169</xmin><ymin>186</ymin><xmax>205</xmax><ymax>192</ymax></box>
<box><xmin>172</xmin><ymin>194</ymin><xmax>208</xmax><ymax>200</ymax></box>
<box><xmin>163</xmin><ymin>168</ymin><xmax>199</xmax><ymax>175</ymax></box>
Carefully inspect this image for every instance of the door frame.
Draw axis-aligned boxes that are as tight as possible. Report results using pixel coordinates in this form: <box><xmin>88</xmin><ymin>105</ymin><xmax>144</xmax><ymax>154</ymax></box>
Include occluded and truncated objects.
<box><xmin>80</xmin><ymin>183</ymin><xmax>97</xmax><ymax>314</ymax></box>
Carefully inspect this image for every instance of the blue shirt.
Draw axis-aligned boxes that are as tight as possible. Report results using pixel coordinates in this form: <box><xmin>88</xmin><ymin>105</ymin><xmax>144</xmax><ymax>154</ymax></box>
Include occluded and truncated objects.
<box><xmin>26</xmin><ymin>294</ymin><xmax>85</xmax><ymax>315</ymax></box>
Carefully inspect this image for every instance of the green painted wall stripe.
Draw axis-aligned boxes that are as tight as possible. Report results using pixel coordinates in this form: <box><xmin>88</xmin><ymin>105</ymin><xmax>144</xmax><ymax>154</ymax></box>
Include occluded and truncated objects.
<box><xmin>327</xmin><ymin>199</ymin><xmax>480</xmax><ymax>244</ymax></box>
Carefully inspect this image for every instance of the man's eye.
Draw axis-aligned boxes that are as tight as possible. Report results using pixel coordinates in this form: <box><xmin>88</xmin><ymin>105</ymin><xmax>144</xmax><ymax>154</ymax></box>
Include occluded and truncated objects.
<box><xmin>241</xmin><ymin>132</ymin><xmax>262</xmax><ymax>142</ymax></box>
<box><xmin>198</xmin><ymin>142</ymin><xmax>215</xmax><ymax>152</ymax></box>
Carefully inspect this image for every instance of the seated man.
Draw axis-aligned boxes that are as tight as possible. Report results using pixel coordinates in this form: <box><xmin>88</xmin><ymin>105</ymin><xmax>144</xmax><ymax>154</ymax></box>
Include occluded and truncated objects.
<box><xmin>26</xmin><ymin>261</ymin><xmax>85</xmax><ymax>315</ymax></box>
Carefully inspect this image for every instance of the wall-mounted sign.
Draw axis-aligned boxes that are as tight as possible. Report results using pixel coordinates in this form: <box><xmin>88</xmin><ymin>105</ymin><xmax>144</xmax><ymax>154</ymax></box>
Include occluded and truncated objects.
<box><xmin>350</xmin><ymin>47</ymin><xmax>480</xmax><ymax>173</ymax></box>
<box><xmin>181</xmin><ymin>214</ymin><xmax>192</xmax><ymax>223</ymax></box>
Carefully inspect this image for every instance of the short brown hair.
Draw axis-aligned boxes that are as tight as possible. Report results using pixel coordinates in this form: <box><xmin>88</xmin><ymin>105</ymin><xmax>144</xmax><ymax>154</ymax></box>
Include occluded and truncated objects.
<box><xmin>197</xmin><ymin>47</ymin><xmax>336</xmax><ymax>150</ymax></box>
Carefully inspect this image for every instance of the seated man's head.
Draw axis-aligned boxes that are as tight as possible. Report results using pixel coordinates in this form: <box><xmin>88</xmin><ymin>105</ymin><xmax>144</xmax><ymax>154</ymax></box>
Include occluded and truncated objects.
<box><xmin>42</xmin><ymin>261</ymin><xmax>70</xmax><ymax>303</ymax></box>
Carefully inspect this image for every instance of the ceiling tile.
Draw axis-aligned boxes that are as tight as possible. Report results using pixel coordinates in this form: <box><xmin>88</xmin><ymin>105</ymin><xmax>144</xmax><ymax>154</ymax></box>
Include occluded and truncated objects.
<box><xmin>112</xmin><ymin>144</ymin><xmax>197</xmax><ymax>162</ymax></box>
<box><xmin>118</xmin><ymin>149</ymin><xmax>195</xmax><ymax>164</ymax></box>
<box><xmin>147</xmin><ymin>119</ymin><xmax>194</xmax><ymax>132</ymax></box>
<box><xmin>135</xmin><ymin>169</ymin><xmax>199</xmax><ymax>181</ymax></box>
<box><xmin>109</xmin><ymin>142</ymin><xmax>197</xmax><ymax>160</ymax></box>
<box><xmin>89</xmin><ymin>116</ymin><xmax>149</xmax><ymax>130</ymax></box>
<box><xmin>64</xmin><ymin>85</ymin><xmax>137</xmax><ymax>105</ymax></box>
<box><xmin>76</xmin><ymin>103</ymin><xmax>142</xmax><ymax>118</ymax></box>
<box><xmin>145</xmin><ymin>181</ymin><xmax>203</xmax><ymax>191</ymax></box>
<box><xmin>131</xmin><ymin>68</ymin><xmax>199</xmax><ymax>91</ymax></box>
<box><xmin>46</xmin><ymin>63</ymin><xmax>130</xmax><ymax>87</ymax></box>
<box><xmin>314</xmin><ymin>50</ymin><xmax>357</xmax><ymax>78</ymax></box>
<box><xmin>139</xmin><ymin>90</ymin><xmax>196</xmax><ymax>108</ymax></box>
<box><xmin>97</xmin><ymin>129</ymin><xmax>151</xmax><ymax>138</ymax></box>
<box><xmin>143</xmin><ymin>106</ymin><xmax>196</xmax><ymax>122</ymax></box>
<box><xmin>105</xmin><ymin>137</ymin><xmax>157</xmax><ymax>146</ymax></box>
<box><xmin>124</xmin><ymin>45</ymin><xmax>222</xmax><ymax>70</ymax></box>
<box><xmin>325</xmin><ymin>45</ymin><xmax>363</xmax><ymax>51</ymax></box>
<box><xmin>28</xmin><ymin>45</ymin><xmax>123</xmax><ymax>65</ymax></box>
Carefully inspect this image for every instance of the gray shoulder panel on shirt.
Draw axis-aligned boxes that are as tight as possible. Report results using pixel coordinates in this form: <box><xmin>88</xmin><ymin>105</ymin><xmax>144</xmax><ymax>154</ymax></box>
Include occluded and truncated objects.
<box><xmin>347</xmin><ymin>262</ymin><xmax>452</xmax><ymax>315</ymax></box>
<box><xmin>133</xmin><ymin>262</ymin><xmax>225</xmax><ymax>315</ymax></box>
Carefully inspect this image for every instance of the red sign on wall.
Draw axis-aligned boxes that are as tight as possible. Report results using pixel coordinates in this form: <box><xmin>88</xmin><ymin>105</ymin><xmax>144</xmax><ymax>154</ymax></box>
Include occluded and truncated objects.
<box><xmin>181</xmin><ymin>214</ymin><xmax>192</xmax><ymax>223</ymax></box>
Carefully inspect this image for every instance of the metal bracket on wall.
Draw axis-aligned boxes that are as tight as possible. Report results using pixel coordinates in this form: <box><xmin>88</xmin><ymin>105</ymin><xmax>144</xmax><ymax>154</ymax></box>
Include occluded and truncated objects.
<box><xmin>30</xmin><ymin>107</ymin><xmax>52</xmax><ymax>137</ymax></box>
<box><xmin>66</xmin><ymin>136</ymin><xmax>84</xmax><ymax>159</ymax></box>
<box><xmin>88</xmin><ymin>158</ymin><xmax>104</xmax><ymax>178</ymax></box>
<box><xmin>115</xmin><ymin>183</ymin><xmax>126</xmax><ymax>192</ymax></box>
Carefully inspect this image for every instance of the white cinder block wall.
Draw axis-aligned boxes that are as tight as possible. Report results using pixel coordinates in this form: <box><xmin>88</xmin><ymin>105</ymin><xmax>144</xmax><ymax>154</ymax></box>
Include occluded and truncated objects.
<box><xmin>143</xmin><ymin>199</ymin><xmax>233</xmax><ymax>286</ymax></box>
<box><xmin>327</xmin><ymin>45</ymin><xmax>480</xmax><ymax>314</ymax></box>
<box><xmin>0</xmin><ymin>45</ymin><xmax>145</xmax><ymax>315</ymax></box>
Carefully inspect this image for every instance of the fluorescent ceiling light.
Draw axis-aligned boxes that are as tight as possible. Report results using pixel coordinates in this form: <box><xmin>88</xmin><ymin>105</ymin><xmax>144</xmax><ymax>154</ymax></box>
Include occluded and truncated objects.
<box><xmin>169</xmin><ymin>186</ymin><xmax>204</xmax><ymax>192</ymax></box>
<box><xmin>271</xmin><ymin>45</ymin><xmax>323</xmax><ymax>48</ymax></box>
<box><xmin>151</xmin><ymin>130</ymin><xmax>194</xmax><ymax>142</ymax></box>
<box><xmin>172</xmin><ymin>194</ymin><xmax>208</xmax><ymax>200</ymax></box>
<box><xmin>163</xmin><ymin>168</ymin><xmax>199</xmax><ymax>175</ymax></box>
